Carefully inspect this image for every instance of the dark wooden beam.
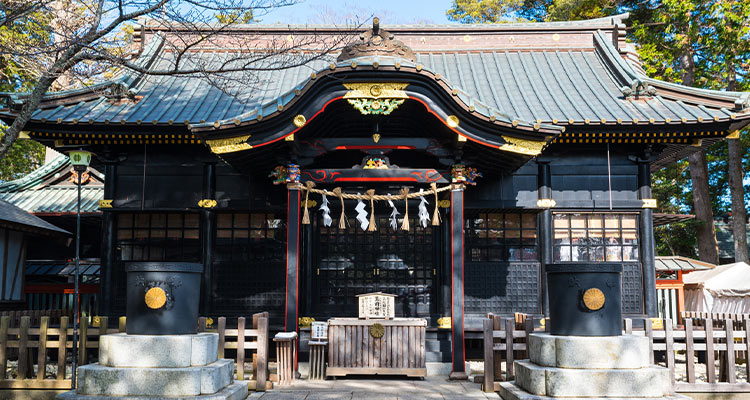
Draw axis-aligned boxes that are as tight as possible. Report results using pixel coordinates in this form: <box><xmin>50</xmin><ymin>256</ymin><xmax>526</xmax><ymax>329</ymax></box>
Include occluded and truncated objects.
<box><xmin>638</xmin><ymin>161</ymin><xmax>657</xmax><ymax>317</ymax></box>
<box><xmin>449</xmin><ymin>186</ymin><xmax>467</xmax><ymax>380</ymax></box>
<box><xmin>200</xmin><ymin>162</ymin><xmax>216</xmax><ymax>315</ymax></box>
<box><xmin>537</xmin><ymin>162</ymin><xmax>552</xmax><ymax>317</ymax></box>
<box><xmin>99</xmin><ymin>162</ymin><xmax>117</xmax><ymax>318</ymax></box>
<box><xmin>285</xmin><ymin>186</ymin><xmax>301</xmax><ymax>333</ymax></box>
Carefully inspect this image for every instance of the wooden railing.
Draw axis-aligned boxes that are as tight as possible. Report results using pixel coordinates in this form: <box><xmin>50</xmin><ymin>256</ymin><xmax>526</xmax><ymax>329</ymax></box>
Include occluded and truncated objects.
<box><xmin>482</xmin><ymin>313</ymin><xmax>750</xmax><ymax>394</ymax></box>
<box><xmin>0</xmin><ymin>313</ymin><xmax>269</xmax><ymax>391</ymax></box>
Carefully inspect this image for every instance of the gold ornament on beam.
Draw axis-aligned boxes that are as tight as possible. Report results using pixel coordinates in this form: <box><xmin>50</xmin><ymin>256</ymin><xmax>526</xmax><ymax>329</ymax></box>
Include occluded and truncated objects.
<box><xmin>205</xmin><ymin>135</ymin><xmax>252</xmax><ymax>154</ymax></box>
<box><xmin>343</xmin><ymin>83</ymin><xmax>409</xmax><ymax>115</ymax></box>
<box><xmin>498</xmin><ymin>135</ymin><xmax>546</xmax><ymax>156</ymax></box>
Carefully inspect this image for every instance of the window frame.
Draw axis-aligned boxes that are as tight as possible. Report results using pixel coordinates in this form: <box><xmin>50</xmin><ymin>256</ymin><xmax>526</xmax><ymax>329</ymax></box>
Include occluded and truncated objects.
<box><xmin>552</xmin><ymin>212</ymin><xmax>640</xmax><ymax>263</ymax></box>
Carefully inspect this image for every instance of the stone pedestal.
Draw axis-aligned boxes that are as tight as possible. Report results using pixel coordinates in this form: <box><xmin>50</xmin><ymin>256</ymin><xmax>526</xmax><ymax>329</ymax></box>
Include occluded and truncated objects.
<box><xmin>56</xmin><ymin>333</ymin><xmax>247</xmax><ymax>400</ymax></box>
<box><xmin>499</xmin><ymin>333</ymin><xmax>690</xmax><ymax>400</ymax></box>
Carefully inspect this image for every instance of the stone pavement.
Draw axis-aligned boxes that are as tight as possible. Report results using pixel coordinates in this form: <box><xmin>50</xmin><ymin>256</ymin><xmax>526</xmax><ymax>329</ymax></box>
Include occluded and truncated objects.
<box><xmin>246</xmin><ymin>376</ymin><xmax>501</xmax><ymax>399</ymax></box>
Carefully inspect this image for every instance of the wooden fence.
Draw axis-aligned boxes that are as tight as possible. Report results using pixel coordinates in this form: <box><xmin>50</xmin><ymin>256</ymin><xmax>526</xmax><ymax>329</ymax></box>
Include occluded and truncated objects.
<box><xmin>0</xmin><ymin>313</ymin><xmax>269</xmax><ymax>391</ymax></box>
<box><xmin>482</xmin><ymin>312</ymin><xmax>750</xmax><ymax>394</ymax></box>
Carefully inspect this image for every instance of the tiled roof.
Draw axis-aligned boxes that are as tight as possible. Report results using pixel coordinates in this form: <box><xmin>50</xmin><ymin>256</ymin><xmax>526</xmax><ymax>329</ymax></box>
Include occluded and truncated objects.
<box><xmin>0</xmin><ymin>199</ymin><xmax>70</xmax><ymax>236</ymax></box>
<box><xmin>4</xmin><ymin>16</ymin><xmax>747</xmax><ymax>135</ymax></box>
<box><xmin>655</xmin><ymin>256</ymin><xmax>715</xmax><ymax>272</ymax></box>
<box><xmin>0</xmin><ymin>155</ymin><xmax>104</xmax><ymax>214</ymax></box>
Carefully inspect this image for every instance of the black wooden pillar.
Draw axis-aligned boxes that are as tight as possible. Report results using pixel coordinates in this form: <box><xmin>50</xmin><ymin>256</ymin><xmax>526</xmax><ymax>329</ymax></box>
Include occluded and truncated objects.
<box><xmin>638</xmin><ymin>161</ymin><xmax>657</xmax><ymax>317</ymax></box>
<box><xmin>200</xmin><ymin>162</ymin><xmax>216</xmax><ymax>315</ymax></box>
<box><xmin>285</xmin><ymin>185</ymin><xmax>301</xmax><ymax>332</ymax></box>
<box><xmin>99</xmin><ymin>162</ymin><xmax>117</xmax><ymax>317</ymax></box>
<box><xmin>449</xmin><ymin>185</ymin><xmax>467</xmax><ymax>379</ymax></box>
<box><xmin>537</xmin><ymin>162</ymin><xmax>553</xmax><ymax>316</ymax></box>
<box><xmin>441</xmin><ymin>207</ymin><xmax>451</xmax><ymax>319</ymax></box>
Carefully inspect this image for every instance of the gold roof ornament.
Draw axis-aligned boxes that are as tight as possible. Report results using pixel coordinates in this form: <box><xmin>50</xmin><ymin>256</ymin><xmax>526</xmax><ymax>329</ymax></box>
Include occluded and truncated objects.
<box><xmin>337</xmin><ymin>17</ymin><xmax>416</xmax><ymax>62</ymax></box>
<box><xmin>205</xmin><ymin>135</ymin><xmax>252</xmax><ymax>154</ymax></box>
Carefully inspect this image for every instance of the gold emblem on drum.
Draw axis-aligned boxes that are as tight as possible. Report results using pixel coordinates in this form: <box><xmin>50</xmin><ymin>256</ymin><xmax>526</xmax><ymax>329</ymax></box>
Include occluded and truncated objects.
<box><xmin>582</xmin><ymin>288</ymin><xmax>605</xmax><ymax>311</ymax></box>
<box><xmin>369</xmin><ymin>323</ymin><xmax>385</xmax><ymax>339</ymax></box>
<box><xmin>145</xmin><ymin>287</ymin><xmax>167</xmax><ymax>310</ymax></box>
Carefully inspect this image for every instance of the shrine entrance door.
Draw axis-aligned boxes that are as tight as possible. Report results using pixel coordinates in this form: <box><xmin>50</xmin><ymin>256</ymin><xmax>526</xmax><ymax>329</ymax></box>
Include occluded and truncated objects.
<box><xmin>308</xmin><ymin>202</ymin><xmax>440</xmax><ymax>319</ymax></box>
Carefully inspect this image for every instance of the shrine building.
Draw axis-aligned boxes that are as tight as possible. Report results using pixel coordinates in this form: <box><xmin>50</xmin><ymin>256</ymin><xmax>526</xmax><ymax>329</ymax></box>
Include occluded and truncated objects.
<box><xmin>2</xmin><ymin>14</ymin><xmax>750</xmax><ymax>372</ymax></box>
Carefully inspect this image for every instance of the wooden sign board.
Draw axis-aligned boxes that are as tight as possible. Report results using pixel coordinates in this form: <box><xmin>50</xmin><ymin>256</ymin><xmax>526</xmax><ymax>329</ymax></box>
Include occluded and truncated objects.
<box><xmin>357</xmin><ymin>292</ymin><xmax>396</xmax><ymax>320</ymax></box>
<box><xmin>311</xmin><ymin>321</ymin><xmax>328</xmax><ymax>340</ymax></box>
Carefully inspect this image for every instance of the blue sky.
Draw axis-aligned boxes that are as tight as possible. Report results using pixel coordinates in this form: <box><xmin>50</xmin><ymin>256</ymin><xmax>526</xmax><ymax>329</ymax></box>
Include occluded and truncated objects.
<box><xmin>257</xmin><ymin>0</ymin><xmax>458</xmax><ymax>24</ymax></box>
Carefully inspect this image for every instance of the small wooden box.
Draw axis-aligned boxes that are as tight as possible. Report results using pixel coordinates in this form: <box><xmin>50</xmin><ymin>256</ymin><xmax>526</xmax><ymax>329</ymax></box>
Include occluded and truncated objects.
<box><xmin>357</xmin><ymin>292</ymin><xmax>396</xmax><ymax>320</ymax></box>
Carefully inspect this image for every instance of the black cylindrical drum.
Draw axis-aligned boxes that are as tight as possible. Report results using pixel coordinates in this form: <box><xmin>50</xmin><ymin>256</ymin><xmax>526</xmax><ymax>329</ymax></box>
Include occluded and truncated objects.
<box><xmin>547</xmin><ymin>263</ymin><xmax>622</xmax><ymax>336</ymax></box>
<box><xmin>125</xmin><ymin>262</ymin><xmax>202</xmax><ymax>335</ymax></box>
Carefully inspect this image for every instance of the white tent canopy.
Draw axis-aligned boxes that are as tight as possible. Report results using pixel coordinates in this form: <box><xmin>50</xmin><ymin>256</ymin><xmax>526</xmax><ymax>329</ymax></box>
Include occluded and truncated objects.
<box><xmin>684</xmin><ymin>262</ymin><xmax>750</xmax><ymax>314</ymax></box>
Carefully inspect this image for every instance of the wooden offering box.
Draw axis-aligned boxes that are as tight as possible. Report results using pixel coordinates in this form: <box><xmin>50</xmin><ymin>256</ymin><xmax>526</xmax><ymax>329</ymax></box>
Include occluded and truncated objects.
<box><xmin>327</xmin><ymin>318</ymin><xmax>427</xmax><ymax>377</ymax></box>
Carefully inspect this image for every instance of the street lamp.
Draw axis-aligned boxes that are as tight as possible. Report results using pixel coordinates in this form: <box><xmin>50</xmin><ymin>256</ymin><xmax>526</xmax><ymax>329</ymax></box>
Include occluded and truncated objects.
<box><xmin>67</xmin><ymin>149</ymin><xmax>91</xmax><ymax>390</ymax></box>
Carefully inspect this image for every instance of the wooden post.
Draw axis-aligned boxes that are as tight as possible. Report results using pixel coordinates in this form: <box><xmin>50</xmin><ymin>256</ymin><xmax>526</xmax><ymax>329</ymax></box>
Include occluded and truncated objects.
<box><xmin>624</xmin><ymin>318</ymin><xmax>633</xmax><ymax>334</ymax></box>
<box><xmin>37</xmin><ymin>316</ymin><xmax>49</xmax><ymax>380</ymax></box>
<box><xmin>256</xmin><ymin>317</ymin><xmax>268</xmax><ymax>391</ymax></box>
<box><xmin>686</xmin><ymin>318</ymin><xmax>696</xmax><ymax>384</ymax></box>
<box><xmin>706</xmin><ymin>318</ymin><xmax>716</xmax><ymax>383</ymax></box>
<box><xmin>79</xmin><ymin>317</ymin><xmax>88</xmax><ymax>366</ymax></box>
<box><xmin>200</xmin><ymin>162</ymin><xmax>216</xmax><ymax>315</ymax></box>
<box><xmin>524</xmin><ymin>317</ymin><xmax>534</xmax><ymax>359</ymax></box>
<box><xmin>638</xmin><ymin>161</ymin><xmax>657</xmax><ymax>316</ymax></box>
<box><xmin>0</xmin><ymin>316</ymin><xmax>8</xmax><ymax>379</ymax></box>
<box><xmin>665</xmin><ymin>318</ymin><xmax>675</xmax><ymax>388</ymax></box>
<box><xmin>236</xmin><ymin>317</ymin><xmax>245</xmax><ymax>380</ymax></box>
<box><xmin>505</xmin><ymin>318</ymin><xmax>515</xmax><ymax>379</ymax></box>
<box><xmin>483</xmin><ymin>318</ymin><xmax>494</xmax><ymax>392</ymax></box>
<box><xmin>57</xmin><ymin>317</ymin><xmax>68</xmax><ymax>380</ymax></box>
<box><xmin>725</xmin><ymin>318</ymin><xmax>736</xmax><ymax>383</ymax></box>
<box><xmin>99</xmin><ymin>316</ymin><xmax>108</xmax><ymax>337</ymax></box>
<box><xmin>118</xmin><ymin>316</ymin><xmax>126</xmax><ymax>333</ymax></box>
<box><xmin>449</xmin><ymin>186</ymin><xmax>467</xmax><ymax>379</ymax></box>
<box><xmin>217</xmin><ymin>317</ymin><xmax>226</xmax><ymax>359</ymax></box>
<box><xmin>744</xmin><ymin>318</ymin><xmax>750</xmax><ymax>383</ymax></box>
<box><xmin>645</xmin><ymin>318</ymin><xmax>654</xmax><ymax>364</ymax></box>
<box><xmin>493</xmin><ymin>314</ymin><xmax>502</xmax><ymax>381</ymax></box>
<box><xmin>18</xmin><ymin>316</ymin><xmax>29</xmax><ymax>380</ymax></box>
<box><xmin>99</xmin><ymin>162</ymin><xmax>117</xmax><ymax>317</ymax></box>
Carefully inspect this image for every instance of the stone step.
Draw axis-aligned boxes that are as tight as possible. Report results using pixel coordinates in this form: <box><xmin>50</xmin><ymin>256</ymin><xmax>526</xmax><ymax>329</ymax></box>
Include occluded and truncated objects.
<box><xmin>77</xmin><ymin>359</ymin><xmax>234</xmax><ymax>397</ymax></box>
<box><xmin>514</xmin><ymin>360</ymin><xmax>670</xmax><ymax>398</ymax></box>
<box><xmin>99</xmin><ymin>333</ymin><xmax>219</xmax><ymax>368</ymax></box>
<box><xmin>56</xmin><ymin>380</ymin><xmax>248</xmax><ymax>400</ymax></box>
<box><xmin>529</xmin><ymin>333</ymin><xmax>650</xmax><ymax>369</ymax></box>
<box><xmin>499</xmin><ymin>381</ymin><xmax>691</xmax><ymax>400</ymax></box>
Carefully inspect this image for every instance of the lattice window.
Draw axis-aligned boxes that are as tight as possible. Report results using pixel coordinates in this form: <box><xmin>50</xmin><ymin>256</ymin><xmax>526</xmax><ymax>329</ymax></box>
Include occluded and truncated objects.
<box><xmin>622</xmin><ymin>263</ymin><xmax>644</xmax><ymax>314</ymax></box>
<box><xmin>465</xmin><ymin>212</ymin><xmax>538</xmax><ymax>262</ymax></box>
<box><xmin>116</xmin><ymin>213</ymin><xmax>200</xmax><ymax>262</ymax></box>
<box><xmin>553</xmin><ymin>213</ymin><xmax>638</xmax><ymax>262</ymax></box>
<box><xmin>465</xmin><ymin>262</ymin><xmax>540</xmax><ymax>314</ymax></box>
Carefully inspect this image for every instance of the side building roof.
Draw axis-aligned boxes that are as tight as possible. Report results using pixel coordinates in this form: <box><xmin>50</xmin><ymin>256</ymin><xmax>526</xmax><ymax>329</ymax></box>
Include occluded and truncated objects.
<box><xmin>0</xmin><ymin>155</ymin><xmax>104</xmax><ymax>214</ymax></box>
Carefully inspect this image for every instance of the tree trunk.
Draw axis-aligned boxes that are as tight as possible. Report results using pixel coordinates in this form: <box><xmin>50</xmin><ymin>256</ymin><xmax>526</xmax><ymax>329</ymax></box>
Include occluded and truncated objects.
<box><xmin>725</xmin><ymin>61</ymin><xmax>748</xmax><ymax>262</ymax></box>
<box><xmin>688</xmin><ymin>150</ymin><xmax>720</xmax><ymax>264</ymax></box>
<box><xmin>727</xmin><ymin>138</ymin><xmax>748</xmax><ymax>262</ymax></box>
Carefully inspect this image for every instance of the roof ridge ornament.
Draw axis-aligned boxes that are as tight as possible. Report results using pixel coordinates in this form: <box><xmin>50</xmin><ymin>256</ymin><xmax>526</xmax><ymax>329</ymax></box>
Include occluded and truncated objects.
<box><xmin>337</xmin><ymin>17</ymin><xmax>416</xmax><ymax>62</ymax></box>
<box><xmin>620</xmin><ymin>78</ymin><xmax>656</xmax><ymax>98</ymax></box>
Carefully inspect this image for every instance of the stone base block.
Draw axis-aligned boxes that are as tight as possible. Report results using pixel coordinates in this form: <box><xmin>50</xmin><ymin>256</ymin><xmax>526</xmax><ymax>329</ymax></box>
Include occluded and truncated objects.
<box><xmin>77</xmin><ymin>359</ymin><xmax>233</xmax><ymax>397</ymax></box>
<box><xmin>529</xmin><ymin>333</ymin><xmax>650</xmax><ymax>369</ymax></box>
<box><xmin>514</xmin><ymin>360</ymin><xmax>670</xmax><ymax>397</ymax></box>
<box><xmin>99</xmin><ymin>333</ymin><xmax>219</xmax><ymax>368</ymax></box>
<box><xmin>499</xmin><ymin>382</ymin><xmax>691</xmax><ymax>400</ymax></box>
<box><xmin>56</xmin><ymin>380</ymin><xmax>247</xmax><ymax>400</ymax></box>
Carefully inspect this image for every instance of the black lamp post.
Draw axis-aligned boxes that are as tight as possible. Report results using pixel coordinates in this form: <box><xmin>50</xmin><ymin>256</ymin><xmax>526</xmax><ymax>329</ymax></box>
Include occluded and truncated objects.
<box><xmin>67</xmin><ymin>149</ymin><xmax>91</xmax><ymax>389</ymax></box>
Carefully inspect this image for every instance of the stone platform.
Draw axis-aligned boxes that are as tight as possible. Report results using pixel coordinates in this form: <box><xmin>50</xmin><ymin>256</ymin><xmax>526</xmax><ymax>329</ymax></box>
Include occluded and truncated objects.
<box><xmin>56</xmin><ymin>333</ymin><xmax>247</xmax><ymax>400</ymax></box>
<box><xmin>499</xmin><ymin>333</ymin><xmax>690</xmax><ymax>400</ymax></box>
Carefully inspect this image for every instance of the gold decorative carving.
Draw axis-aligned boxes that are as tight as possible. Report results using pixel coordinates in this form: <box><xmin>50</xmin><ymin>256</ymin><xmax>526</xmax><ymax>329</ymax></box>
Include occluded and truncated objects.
<box><xmin>446</xmin><ymin>115</ymin><xmax>459</xmax><ymax>128</ymax></box>
<box><xmin>98</xmin><ymin>199</ymin><xmax>113</xmax><ymax>209</ymax></box>
<box><xmin>302</xmin><ymin>200</ymin><xmax>318</xmax><ymax>208</ymax></box>
<box><xmin>642</xmin><ymin>199</ymin><xmax>657</xmax><ymax>208</ymax></box>
<box><xmin>198</xmin><ymin>199</ymin><xmax>217</xmax><ymax>208</ymax></box>
<box><xmin>437</xmin><ymin>317</ymin><xmax>451</xmax><ymax>329</ymax></box>
<box><xmin>205</xmin><ymin>135</ymin><xmax>252</xmax><ymax>154</ymax></box>
<box><xmin>285</xmin><ymin>134</ymin><xmax>295</xmax><ymax>142</ymax></box>
<box><xmin>582</xmin><ymin>288</ymin><xmax>605</xmax><ymax>311</ymax></box>
<box><xmin>369</xmin><ymin>322</ymin><xmax>385</xmax><ymax>338</ymax></box>
<box><xmin>372</xmin><ymin>133</ymin><xmax>381</xmax><ymax>143</ymax></box>
<box><xmin>298</xmin><ymin>317</ymin><xmax>316</xmax><ymax>327</ymax></box>
<box><xmin>343</xmin><ymin>83</ymin><xmax>409</xmax><ymax>115</ymax></box>
<box><xmin>536</xmin><ymin>199</ymin><xmax>556</xmax><ymax>208</ymax></box>
<box><xmin>727</xmin><ymin>130</ymin><xmax>740</xmax><ymax>139</ymax></box>
<box><xmin>438</xmin><ymin>200</ymin><xmax>451</xmax><ymax>208</ymax></box>
<box><xmin>293</xmin><ymin>114</ymin><xmax>306</xmax><ymax>128</ymax></box>
<box><xmin>499</xmin><ymin>136</ymin><xmax>546</xmax><ymax>156</ymax></box>
<box><xmin>145</xmin><ymin>287</ymin><xmax>167</xmax><ymax>310</ymax></box>
<box><xmin>343</xmin><ymin>83</ymin><xmax>409</xmax><ymax>100</ymax></box>
<box><xmin>337</xmin><ymin>17</ymin><xmax>416</xmax><ymax>62</ymax></box>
